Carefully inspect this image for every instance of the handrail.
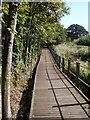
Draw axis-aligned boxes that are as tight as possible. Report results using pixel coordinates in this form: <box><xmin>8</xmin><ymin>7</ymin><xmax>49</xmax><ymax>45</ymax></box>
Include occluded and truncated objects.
<box><xmin>78</xmin><ymin>77</ymin><xmax>90</xmax><ymax>88</ymax></box>
<box><xmin>49</xmin><ymin>46</ymin><xmax>90</xmax><ymax>89</ymax></box>
<box><xmin>80</xmin><ymin>65</ymin><xmax>90</xmax><ymax>70</ymax></box>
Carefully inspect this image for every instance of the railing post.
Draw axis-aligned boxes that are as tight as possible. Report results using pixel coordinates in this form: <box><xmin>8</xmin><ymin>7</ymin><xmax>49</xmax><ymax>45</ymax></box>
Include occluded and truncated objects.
<box><xmin>57</xmin><ymin>54</ymin><xmax>58</xmax><ymax>65</ymax></box>
<box><xmin>54</xmin><ymin>52</ymin><xmax>56</xmax><ymax>61</ymax></box>
<box><xmin>62</xmin><ymin>57</ymin><xmax>65</xmax><ymax>72</ymax></box>
<box><xmin>52</xmin><ymin>50</ymin><xmax>54</xmax><ymax>58</ymax></box>
<box><xmin>76</xmin><ymin>62</ymin><xmax>80</xmax><ymax>87</ymax></box>
<box><xmin>59</xmin><ymin>56</ymin><xmax>61</xmax><ymax>69</ymax></box>
<box><xmin>56</xmin><ymin>54</ymin><xmax>58</xmax><ymax>65</ymax></box>
<box><xmin>68</xmin><ymin>59</ymin><xmax>71</xmax><ymax>79</ymax></box>
<box><xmin>51</xmin><ymin>49</ymin><xmax>54</xmax><ymax>57</ymax></box>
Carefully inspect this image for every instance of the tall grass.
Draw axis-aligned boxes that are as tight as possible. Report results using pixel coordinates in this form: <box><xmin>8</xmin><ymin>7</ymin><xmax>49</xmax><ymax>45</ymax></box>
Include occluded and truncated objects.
<box><xmin>53</xmin><ymin>43</ymin><xmax>90</xmax><ymax>84</ymax></box>
<box><xmin>54</xmin><ymin>43</ymin><xmax>88</xmax><ymax>63</ymax></box>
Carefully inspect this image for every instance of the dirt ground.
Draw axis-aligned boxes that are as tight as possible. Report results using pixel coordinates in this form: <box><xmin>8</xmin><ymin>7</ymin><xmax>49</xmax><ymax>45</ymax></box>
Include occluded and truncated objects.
<box><xmin>10</xmin><ymin>64</ymin><xmax>37</xmax><ymax>120</ymax></box>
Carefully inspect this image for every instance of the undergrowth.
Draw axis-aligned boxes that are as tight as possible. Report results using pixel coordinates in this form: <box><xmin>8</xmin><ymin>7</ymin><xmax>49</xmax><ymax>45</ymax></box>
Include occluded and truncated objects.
<box><xmin>10</xmin><ymin>57</ymin><xmax>39</xmax><ymax>119</ymax></box>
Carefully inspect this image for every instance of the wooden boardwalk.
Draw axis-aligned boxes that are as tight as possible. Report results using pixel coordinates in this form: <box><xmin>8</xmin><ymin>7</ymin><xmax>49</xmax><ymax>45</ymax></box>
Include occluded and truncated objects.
<box><xmin>29</xmin><ymin>48</ymin><xmax>90</xmax><ymax>120</ymax></box>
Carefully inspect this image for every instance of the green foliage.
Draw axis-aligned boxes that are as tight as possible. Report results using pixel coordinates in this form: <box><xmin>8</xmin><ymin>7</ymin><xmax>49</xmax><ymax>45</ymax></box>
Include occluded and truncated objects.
<box><xmin>2</xmin><ymin>2</ymin><xmax>69</xmax><ymax>69</ymax></box>
<box><xmin>1</xmin><ymin>1</ymin><xmax>70</xmax><ymax>117</ymax></box>
<box><xmin>74</xmin><ymin>35</ymin><xmax>90</xmax><ymax>46</ymax></box>
<box><xmin>55</xmin><ymin>43</ymin><xmax>89</xmax><ymax>61</ymax></box>
<box><xmin>67</xmin><ymin>24</ymin><xmax>89</xmax><ymax>41</ymax></box>
<box><xmin>54</xmin><ymin>43</ymin><xmax>89</xmax><ymax>85</ymax></box>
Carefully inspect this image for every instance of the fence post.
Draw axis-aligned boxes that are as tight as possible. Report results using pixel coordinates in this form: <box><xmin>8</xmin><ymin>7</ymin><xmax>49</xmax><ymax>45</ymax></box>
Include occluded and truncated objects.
<box><xmin>62</xmin><ymin>58</ymin><xmax>65</xmax><ymax>72</ymax></box>
<box><xmin>56</xmin><ymin>54</ymin><xmax>58</xmax><ymax>65</ymax></box>
<box><xmin>68</xmin><ymin>59</ymin><xmax>71</xmax><ymax>79</ymax></box>
<box><xmin>53</xmin><ymin>50</ymin><xmax>55</xmax><ymax>58</ymax></box>
<box><xmin>54</xmin><ymin>53</ymin><xmax>56</xmax><ymax>61</ymax></box>
<box><xmin>57</xmin><ymin>55</ymin><xmax>59</xmax><ymax>66</ymax></box>
<box><xmin>76</xmin><ymin>62</ymin><xmax>80</xmax><ymax>87</ymax></box>
<box><xmin>59</xmin><ymin>56</ymin><xmax>61</xmax><ymax>69</ymax></box>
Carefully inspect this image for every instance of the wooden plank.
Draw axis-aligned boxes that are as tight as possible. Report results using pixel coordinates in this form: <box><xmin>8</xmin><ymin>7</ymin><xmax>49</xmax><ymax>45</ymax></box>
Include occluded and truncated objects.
<box><xmin>29</xmin><ymin>48</ymin><xmax>90</xmax><ymax>120</ymax></box>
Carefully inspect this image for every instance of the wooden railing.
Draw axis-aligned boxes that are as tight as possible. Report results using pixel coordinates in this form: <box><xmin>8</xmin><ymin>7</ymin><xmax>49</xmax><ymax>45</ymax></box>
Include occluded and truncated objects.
<box><xmin>49</xmin><ymin>46</ymin><xmax>90</xmax><ymax>101</ymax></box>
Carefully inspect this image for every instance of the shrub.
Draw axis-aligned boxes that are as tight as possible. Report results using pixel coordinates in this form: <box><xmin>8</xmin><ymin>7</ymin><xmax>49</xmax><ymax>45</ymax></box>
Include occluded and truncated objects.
<box><xmin>74</xmin><ymin>35</ymin><xmax>90</xmax><ymax>46</ymax></box>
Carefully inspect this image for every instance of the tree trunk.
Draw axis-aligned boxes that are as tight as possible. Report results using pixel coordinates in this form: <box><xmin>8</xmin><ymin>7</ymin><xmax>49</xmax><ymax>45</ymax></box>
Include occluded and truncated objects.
<box><xmin>0</xmin><ymin>0</ymin><xmax>2</xmax><ymax>42</ymax></box>
<box><xmin>0</xmin><ymin>0</ymin><xmax>2</xmax><ymax>62</ymax></box>
<box><xmin>2</xmin><ymin>2</ymin><xmax>18</xmax><ymax>119</ymax></box>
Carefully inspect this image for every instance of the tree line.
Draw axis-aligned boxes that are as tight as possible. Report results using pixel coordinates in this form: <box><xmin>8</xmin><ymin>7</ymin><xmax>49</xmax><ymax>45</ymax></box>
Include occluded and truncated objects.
<box><xmin>1</xmin><ymin>1</ymin><xmax>69</xmax><ymax>119</ymax></box>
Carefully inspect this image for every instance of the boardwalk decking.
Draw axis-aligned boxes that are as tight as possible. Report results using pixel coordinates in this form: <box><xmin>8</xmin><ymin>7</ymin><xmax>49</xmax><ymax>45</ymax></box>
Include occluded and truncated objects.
<box><xmin>29</xmin><ymin>48</ymin><xmax>90</xmax><ymax>120</ymax></box>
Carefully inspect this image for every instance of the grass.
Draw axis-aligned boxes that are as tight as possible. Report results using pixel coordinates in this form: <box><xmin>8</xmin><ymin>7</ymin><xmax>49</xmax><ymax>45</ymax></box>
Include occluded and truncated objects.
<box><xmin>53</xmin><ymin>43</ymin><xmax>90</xmax><ymax>84</ymax></box>
<box><xmin>54</xmin><ymin>43</ymin><xmax>89</xmax><ymax>65</ymax></box>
